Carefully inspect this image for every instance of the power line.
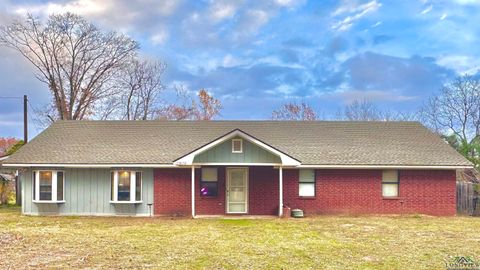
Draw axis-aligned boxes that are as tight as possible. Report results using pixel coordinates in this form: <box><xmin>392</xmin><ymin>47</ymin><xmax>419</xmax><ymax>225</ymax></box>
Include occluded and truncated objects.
<box><xmin>27</xmin><ymin>100</ymin><xmax>42</xmax><ymax>132</ymax></box>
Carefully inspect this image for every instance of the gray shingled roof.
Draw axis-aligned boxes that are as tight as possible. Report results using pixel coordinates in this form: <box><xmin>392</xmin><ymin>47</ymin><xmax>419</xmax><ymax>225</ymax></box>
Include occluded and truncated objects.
<box><xmin>3</xmin><ymin>120</ymin><xmax>472</xmax><ymax>167</ymax></box>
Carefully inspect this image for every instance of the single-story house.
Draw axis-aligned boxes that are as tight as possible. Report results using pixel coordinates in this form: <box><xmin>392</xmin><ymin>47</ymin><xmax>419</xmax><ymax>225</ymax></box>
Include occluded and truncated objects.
<box><xmin>1</xmin><ymin>121</ymin><xmax>472</xmax><ymax>217</ymax></box>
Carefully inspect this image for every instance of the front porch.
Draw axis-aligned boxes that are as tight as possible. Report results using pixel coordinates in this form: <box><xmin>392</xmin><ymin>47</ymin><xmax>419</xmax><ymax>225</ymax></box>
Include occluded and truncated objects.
<box><xmin>153</xmin><ymin>165</ymin><xmax>287</xmax><ymax>217</ymax></box>
<box><xmin>158</xmin><ymin>129</ymin><xmax>301</xmax><ymax>217</ymax></box>
<box><xmin>193</xmin><ymin>166</ymin><xmax>284</xmax><ymax>217</ymax></box>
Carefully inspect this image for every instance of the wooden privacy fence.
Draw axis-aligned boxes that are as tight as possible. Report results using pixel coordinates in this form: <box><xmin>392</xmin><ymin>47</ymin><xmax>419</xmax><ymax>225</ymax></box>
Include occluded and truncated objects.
<box><xmin>457</xmin><ymin>181</ymin><xmax>480</xmax><ymax>216</ymax></box>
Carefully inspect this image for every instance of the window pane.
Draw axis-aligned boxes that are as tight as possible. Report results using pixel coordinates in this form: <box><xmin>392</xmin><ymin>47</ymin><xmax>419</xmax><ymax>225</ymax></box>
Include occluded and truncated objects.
<box><xmin>200</xmin><ymin>182</ymin><xmax>218</xmax><ymax>197</ymax></box>
<box><xmin>135</xmin><ymin>172</ymin><xmax>142</xmax><ymax>201</ymax></box>
<box><xmin>111</xmin><ymin>172</ymin><xmax>114</xmax><ymax>201</ymax></box>
<box><xmin>57</xmin><ymin>171</ymin><xmax>64</xmax><ymax>201</ymax></box>
<box><xmin>32</xmin><ymin>171</ymin><xmax>36</xmax><ymax>200</ymax></box>
<box><xmin>299</xmin><ymin>183</ymin><xmax>315</xmax><ymax>197</ymax></box>
<box><xmin>382</xmin><ymin>184</ymin><xmax>398</xmax><ymax>197</ymax></box>
<box><xmin>39</xmin><ymin>171</ymin><xmax>52</xmax><ymax>201</ymax></box>
<box><xmin>299</xmin><ymin>169</ymin><xmax>315</xmax><ymax>183</ymax></box>
<box><xmin>229</xmin><ymin>203</ymin><xmax>245</xmax><ymax>212</ymax></box>
<box><xmin>229</xmin><ymin>187</ymin><xmax>246</xmax><ymax>202</ymax></box>
<box><xmin>202</xmin><ymin>168</ymin><xmax>217</xmax><ymax>182</ymax></box>
<box><xmin>117</xmin><ymin>171</ymin><xmax>130</xmax><ymax>201</ymax></box>
<box><xmin>382</xmin><ymin>170</ymin><xmax>398</xmax><ymax>183</ymax></box>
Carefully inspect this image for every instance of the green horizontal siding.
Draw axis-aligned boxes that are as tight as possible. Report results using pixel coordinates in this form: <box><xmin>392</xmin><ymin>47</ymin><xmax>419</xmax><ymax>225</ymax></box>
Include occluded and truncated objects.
<box><xmin>21</xmin><ymin>168</ymin><xmax>154</xmax><ymax>216</ymax></box>
<box><xmin>193</xmin><ymin>137</ymin><xmax>281</xmax><ymax>164</ymax></box>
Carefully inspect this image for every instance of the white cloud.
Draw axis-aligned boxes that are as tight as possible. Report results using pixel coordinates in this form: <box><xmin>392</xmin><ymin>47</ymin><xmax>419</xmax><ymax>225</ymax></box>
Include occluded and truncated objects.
<box><xmin>231</xmin><ymin>9</ymin><xmax>271</xmax><ymax>41</ymax></box>
<box><xmin>12</xmin><ymin>0</ymin><xmax>181</xmax><ymax>32</ymax></box>
<box><xmin>222</xmin><ymin>54</ymin><xmax>248</xmax><ymax>67</ymax></box>
<box><xmin>245</xmin><ymin>9</ymin><xmax>270</xmax><ymax>30</ymax></box>
<box><xmin>154</xmin><ymin>0</ymin><xmax>181</xmax><ymax>16</ymax></box>
<box><xmin>440</xmin><ymin>13</ymin><xmax>447</xmax><ymax>20</ymax></box>
<box><xmin>14</xmin><ymin>0</ymin><xmax>109</xmax><ymax>18</ymax></box>
<box><xmin>371</xmin><ymin>21</ymin><xmax>382</xmax><ymax>27</ymax></box>
<box><xmin>420</xmin><ymin>4</ymin><xmax>433</xmax><ymax>15</ymax></box>
<box><xmin>331</xmin><ymin>1</ymin><xmax>382</xmax><ymax>32</ymax></box>
<box><xmin>150</xmin><ymin>30</ymin><xmax>169</xmax><ymax>45</ymax></box>
<box><xmin>273</xmin><ymin>0</ymin><xmax>306</xmax><ymax>8</ymax></box>
<box><xmin>324</xmin><ymin>90</ymin><xmax>418</xmax><ymax>104</ymax></box>
<box><xmin>332</xmin><ymin>0</ymin><xmax>380</xmax><ymax>16</ymax></box>
<box><xmin>436</xmin><ymin>55</ymin><xmax>480</xmax><ymax>74</ymax></box>
<box><xmin>265</xmin><ymin>84</ymin><xmax>295</xmax><ymax>96</ymax></box>
<box><xmin>208</xmin><ymin>0</ymin><xmax>242</xmax><ymax>23</ymax></box>
<box><xmin>453</xmin><ymin>0</ymin><xmax>480</xmax><ymax>5</ymax></box>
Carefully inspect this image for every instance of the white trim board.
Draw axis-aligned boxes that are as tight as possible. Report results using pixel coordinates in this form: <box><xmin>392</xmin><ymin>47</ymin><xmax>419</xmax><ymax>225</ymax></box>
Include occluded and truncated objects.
<box><xmin>4</xmin><ymin>163</ymin><xmax>472</xmax><ymax>169</ymax></box>
<box><xmin>173</xmin><ymin>129</ymin><xmax>301</xmax><ymax>166</ymax></box>
<box><xmin>296</xmin><ymin>165</ymin><xmax>473</xmax><ymax>170</ymax></box>
<box><xmin>2</xmin><ymin>164</ymin><xmax>178</xmax><ymax>168</ymax></box>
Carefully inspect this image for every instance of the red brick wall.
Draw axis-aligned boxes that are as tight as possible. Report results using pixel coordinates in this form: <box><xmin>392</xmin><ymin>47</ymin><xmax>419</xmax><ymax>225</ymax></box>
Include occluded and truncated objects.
<box><xmin>154</xmin><ymin>168</ymin><xmax>457</xmax><ymax>216</ymax></box>
<box><xmin>283</xmin><ymin>169</ymin><xmax>457</xmax><ymax>216</ymax></box>
<box><xmin>154</xmin><ymin>169</ymin><xmax>191</xmax><ymax>216</ymax></box>
<box><xmin>195</xmin><ymin>167</ymin><xmax>226</xmax><ymax>215</ymax></box>
<box><xmin>249</xmin><ymin>167</ymin><xmax>279</xmax><ymax>215</ymax></box>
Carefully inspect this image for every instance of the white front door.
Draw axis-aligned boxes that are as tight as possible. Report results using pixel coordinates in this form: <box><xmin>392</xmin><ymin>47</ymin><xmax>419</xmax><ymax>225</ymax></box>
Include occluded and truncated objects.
<box><xmin>226</xmin><ymin>168</ymin><xmax>248</xmax><ymax>214</ymax></box>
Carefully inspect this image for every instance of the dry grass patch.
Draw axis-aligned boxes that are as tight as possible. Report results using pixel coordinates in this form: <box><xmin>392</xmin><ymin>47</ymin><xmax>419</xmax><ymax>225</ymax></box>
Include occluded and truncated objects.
<box><xmin>1</xmin><ymin>207</ymin><xmax>479</xmax><ymax>269</ymax></box>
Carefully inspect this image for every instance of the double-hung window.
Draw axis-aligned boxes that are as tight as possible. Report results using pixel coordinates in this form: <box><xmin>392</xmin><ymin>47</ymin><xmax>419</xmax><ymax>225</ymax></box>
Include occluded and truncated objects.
<box><xmin>299</xmin><ymin>169</ymin><xmax>315</xmax><ymax>197</ymax></box>
<box><xmin>32</xmin><ymin>170</ymin><xmax>65</xmax><ymax>203</ymax></box>
<box><xmin>382</xmin><ymin>170</ymin><xmax>399</xmax><ymax>197</ymax></box>
<box><xmin>110</xmin><ymin>171</ymin><xmax>142</xmax><ymax>203</ymax></box>
<box><xmin>200</xmin><ymin>168</ymin><xmax>218</xmax><ymax>197</ymax></box>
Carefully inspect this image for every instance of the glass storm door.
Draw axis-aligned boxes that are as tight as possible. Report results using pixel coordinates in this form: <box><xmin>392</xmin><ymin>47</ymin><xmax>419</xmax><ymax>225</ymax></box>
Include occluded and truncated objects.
<box><xmin>226</xmin><ymin>168</ymin><xmax>248</xmax><ymax>214</ymax></box>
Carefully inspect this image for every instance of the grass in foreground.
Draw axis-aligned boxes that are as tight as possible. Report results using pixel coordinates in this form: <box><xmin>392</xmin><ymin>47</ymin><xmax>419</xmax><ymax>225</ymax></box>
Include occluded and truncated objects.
<box><xmin>0</xmin><ymin>207</ymin><xmax>479</xmax><ymax>269</ymax></box>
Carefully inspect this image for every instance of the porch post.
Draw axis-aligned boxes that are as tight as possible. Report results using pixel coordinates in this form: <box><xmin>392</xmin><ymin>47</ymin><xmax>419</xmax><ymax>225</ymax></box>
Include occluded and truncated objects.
<box><xmin>279</xmin><ymin>166</ymin><xmax>283</xmax><ymax>217</ymax></box>
<box><xmin>191</xmin><ymin>166</ymin><xmax>195</xmax><ymax>218</ymax></box>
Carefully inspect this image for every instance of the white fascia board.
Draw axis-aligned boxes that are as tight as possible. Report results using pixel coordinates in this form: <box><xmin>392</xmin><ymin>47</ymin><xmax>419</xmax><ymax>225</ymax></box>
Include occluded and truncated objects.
<box><xmin>173</xmin><ymin>129</ymin><xmax>301</xmax><ymax>166</ymax></box>
<box><xmin>2</xmin><ymin>164</ymin><xmax>178</xmax><ymax>168</ymax></box>
<box><xmin>297</xmin><ymin>164</ymin><xmax>473</xmax><ymax>170</ymax></box>
<box><xmin>193</xmin><ymin>163</ymin><xmax>282</xmax><ymax>166</ymax></box>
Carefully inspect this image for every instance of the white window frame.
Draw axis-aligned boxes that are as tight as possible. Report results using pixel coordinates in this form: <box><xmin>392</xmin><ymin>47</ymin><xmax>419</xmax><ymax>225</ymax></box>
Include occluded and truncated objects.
<box><xmin>200</xmin><ymin>167</ymin><xmax>218</xmax><ymax>197</ymax></box>
<box><xmin>232</xmin><ymin>139</ymin><xmax>243</xmax><ymax>153</ymax></box>
<box><xmin>110</xmin><ymin>170</ymin><xmax>143</xmax><ymax>204</ymax></box>
<box><xmin>382</xmin><ymin>170</ymin><xmax>399</xmax><ymax>198</ymax></box>
<box><xmin>298</xmin><ymin>169</ymin><xmax>316</xmax><ymax>197</ymax></box>
<box><xmin>32</xmin><ymin>170</ymin><xmax>65</xmax><ymax>203</ymax></box>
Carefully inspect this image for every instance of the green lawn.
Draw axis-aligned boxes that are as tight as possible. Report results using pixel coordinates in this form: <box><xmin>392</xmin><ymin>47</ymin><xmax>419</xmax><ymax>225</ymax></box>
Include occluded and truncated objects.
<box><xmin>1</xmin><ymin>207</ymin><xmax>479</xmax><ymax>269</ymax></box>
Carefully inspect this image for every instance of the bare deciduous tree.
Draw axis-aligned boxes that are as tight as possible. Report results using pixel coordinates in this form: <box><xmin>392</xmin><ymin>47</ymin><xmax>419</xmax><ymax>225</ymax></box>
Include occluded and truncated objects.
<box><xmin>341</xmin><ymin>100</ymin><xmax>417</xmax><ymax>121</ymax></box>
<box><xmin>0</xmin><ymin>13</ymin><xmax>138</xmax><ymax>120</ymax></box>
<box><xmin>420</xmin><ymin>75</ymin><xmax>480</xmax><ymax>168</ymax></box>
<box><xmin>343</xmin><ymin>100</ymin><xmax>381</xmax><ymax>121</ymax></box>
<box><xmin>272</xmin><ymin>102</ymin><xmax>317</xmax><ymax>120</ymax></box>
<box><xmin>421</xmin><ymin>75</ymin><xmax>480</xmax><ymax>142</ymax></box>
<box><xmin>103</xmin><ymin>59</ymin><xmax>166</xmax><ymax>120</ymax></box>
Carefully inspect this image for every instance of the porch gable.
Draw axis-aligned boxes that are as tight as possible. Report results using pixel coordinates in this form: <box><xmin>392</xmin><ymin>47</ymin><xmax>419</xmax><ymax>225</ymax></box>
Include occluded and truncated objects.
<box><xmin>193</xmin><ymin>136</ymin><xmax>282</xmax><ymax>164</ymax></box>
<box><xmin>173</xmin><ymin>129</ymin><xmax>301</xmax><ymax>166</ymax></box>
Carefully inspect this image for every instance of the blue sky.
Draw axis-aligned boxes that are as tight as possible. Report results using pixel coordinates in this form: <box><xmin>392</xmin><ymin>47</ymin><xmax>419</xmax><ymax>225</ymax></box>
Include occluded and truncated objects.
<box><xmin>0</xmin><ymin>0</ymin><xmax>479</xmax><ymax>138</ymax></box>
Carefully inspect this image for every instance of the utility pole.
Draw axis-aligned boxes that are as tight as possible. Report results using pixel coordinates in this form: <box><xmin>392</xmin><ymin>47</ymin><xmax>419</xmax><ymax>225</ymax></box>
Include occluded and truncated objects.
<box><xmin>16</xmin><ymin>95</ymin><xmax>28</xmax><ymax>206</ymax></box>
<box><xmin>23</xmin><ymin>95</ymin><xmax>28</xmax><ymax>143</ymax></box>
